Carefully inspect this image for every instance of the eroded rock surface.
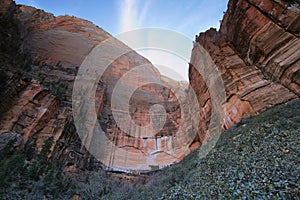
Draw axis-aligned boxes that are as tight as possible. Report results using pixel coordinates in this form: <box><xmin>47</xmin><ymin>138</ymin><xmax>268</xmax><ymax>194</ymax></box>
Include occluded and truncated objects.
<box><xmin>0</xmin><ymin>0</ymin><xmax>196</xmax><ymax>172</ymax></box>
<box><xmin>190</xmin><ymin>0</ymin><xmax>299</xmax><ymax>139</ymax></box>
<box><xmin>0</xmin><ymin>0</ymin><xmax>299</xmax><ymax>172</ymax></box>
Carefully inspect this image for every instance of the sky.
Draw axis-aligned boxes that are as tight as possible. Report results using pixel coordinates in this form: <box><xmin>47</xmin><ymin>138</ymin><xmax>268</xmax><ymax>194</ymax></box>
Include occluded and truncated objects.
<box><xmin>15</xmin><ymin>0</ymin><xmax>228</xmax><ymax>81</ymax></box>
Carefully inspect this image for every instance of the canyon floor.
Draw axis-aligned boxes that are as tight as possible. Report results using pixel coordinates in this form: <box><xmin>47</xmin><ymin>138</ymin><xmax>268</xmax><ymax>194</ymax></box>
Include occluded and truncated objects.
<box><xmin>1</xmin><ymin>99</ymin><xmax>299</xmax><ymax>199</ymax></box>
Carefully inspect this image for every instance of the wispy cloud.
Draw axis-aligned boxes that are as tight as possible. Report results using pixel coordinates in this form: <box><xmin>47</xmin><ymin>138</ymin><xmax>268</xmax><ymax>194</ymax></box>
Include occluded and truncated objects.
<box><xmin>137</xmin><ymin>0</ymin><xmax>151</xmax><ymax>27</ymax></box>
<box><xmin>119</xmin><ymin>0</ymin><xmax>151</xmax><ymax>33</ymax></box>
<box><xmin>117</xmin><ymin>0</ymin><xmax>190</xmax><ymax>82</ymax></box>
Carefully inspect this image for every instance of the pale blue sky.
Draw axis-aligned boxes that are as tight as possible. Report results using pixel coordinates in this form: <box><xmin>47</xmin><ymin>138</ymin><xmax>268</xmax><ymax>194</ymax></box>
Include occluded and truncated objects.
<box><xmin>15</xmin><ymin>0</ymin><xmax>228</xmax><ymax>81</ymax></box>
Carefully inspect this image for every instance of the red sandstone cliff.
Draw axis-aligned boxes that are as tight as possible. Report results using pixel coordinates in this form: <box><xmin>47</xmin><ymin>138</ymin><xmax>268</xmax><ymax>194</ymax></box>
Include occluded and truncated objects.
<box><xmin>0</xmin><ymin>0</ymin><xmax>196</xmax><ymax>172</ymax></box>
<box><xmin>190</xmin><ymin>0</ymin><xmax>299</xmax><ymax>138</ymax></box>
<box><xmin>0</xmin><ymin>0</ymin><xmax>299</xmax><ymax>173</ymax></box>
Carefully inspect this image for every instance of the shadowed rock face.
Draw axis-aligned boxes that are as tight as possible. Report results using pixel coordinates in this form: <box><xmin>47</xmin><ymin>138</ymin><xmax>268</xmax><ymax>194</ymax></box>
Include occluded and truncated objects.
<box><xmin>0</xmin><ymin>0</ymin><xmax>197</xmax><ymax>172</ymax></box>
<box><xmin>190</xmin><ymin>0</ymin><xmax>299</xmax><ymax>137</ymax></box>
<box><xmin>0</xmin><ymin>0</ymin><xmax>299</xmax><ymax>172</ymax></box>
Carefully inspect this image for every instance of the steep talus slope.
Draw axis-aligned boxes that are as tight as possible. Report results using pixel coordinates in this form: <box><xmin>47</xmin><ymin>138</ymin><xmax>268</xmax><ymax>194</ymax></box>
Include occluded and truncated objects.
<box><xmin>157</xmin><ymin>99</ymin><xmax>300</xmax><ymax>199</ymax></box>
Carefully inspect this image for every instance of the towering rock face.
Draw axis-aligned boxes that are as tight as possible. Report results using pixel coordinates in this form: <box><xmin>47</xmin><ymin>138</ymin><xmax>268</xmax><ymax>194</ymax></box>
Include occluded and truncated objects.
<box><xmin>190</xmin><ymin>0</ymin><xmax>299</xmax><ymax>137</ymax></box>
<box><xmin>0</xmin><ymin>0</ymin><xmax>299</xmax><ymax>172</ymax></box>
<box><xmin>16</xmin><ymin>5</ymin><xmax>111</xmax><ymax>69</ymax></box>
<box><xmin>220</xmin><ymin>0</ymin><xmax>300</xmax><ymax>95</ymax></box>
<box><xmin>0</xmin><ymin>0</ymin><xmax>197</xmax><ymax>172</ymax></box>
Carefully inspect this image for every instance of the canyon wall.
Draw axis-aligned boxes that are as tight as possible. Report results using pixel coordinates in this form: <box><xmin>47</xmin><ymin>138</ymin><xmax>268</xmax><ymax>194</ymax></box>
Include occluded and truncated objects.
<box><xmin>0</xmin><ymin>0</ymin><xmax>197</xmax><ymax>172</ymax></box>
<box><xmin>0</xmin><ymin>0</ymin><xmax>299</xmax><ymax>172</ymax></box>
<box><xmin>190</xmin><ymin>0</ymin><xmax>299</xmax><ymax>138</ymax></box>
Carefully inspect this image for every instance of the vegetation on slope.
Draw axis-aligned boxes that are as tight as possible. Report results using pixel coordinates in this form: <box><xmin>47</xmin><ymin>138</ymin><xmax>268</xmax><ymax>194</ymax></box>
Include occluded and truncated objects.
<box><xmin>158</xmin><ymin>99</ymin><xmax>300</xmax><ymax>199</ymax></box>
